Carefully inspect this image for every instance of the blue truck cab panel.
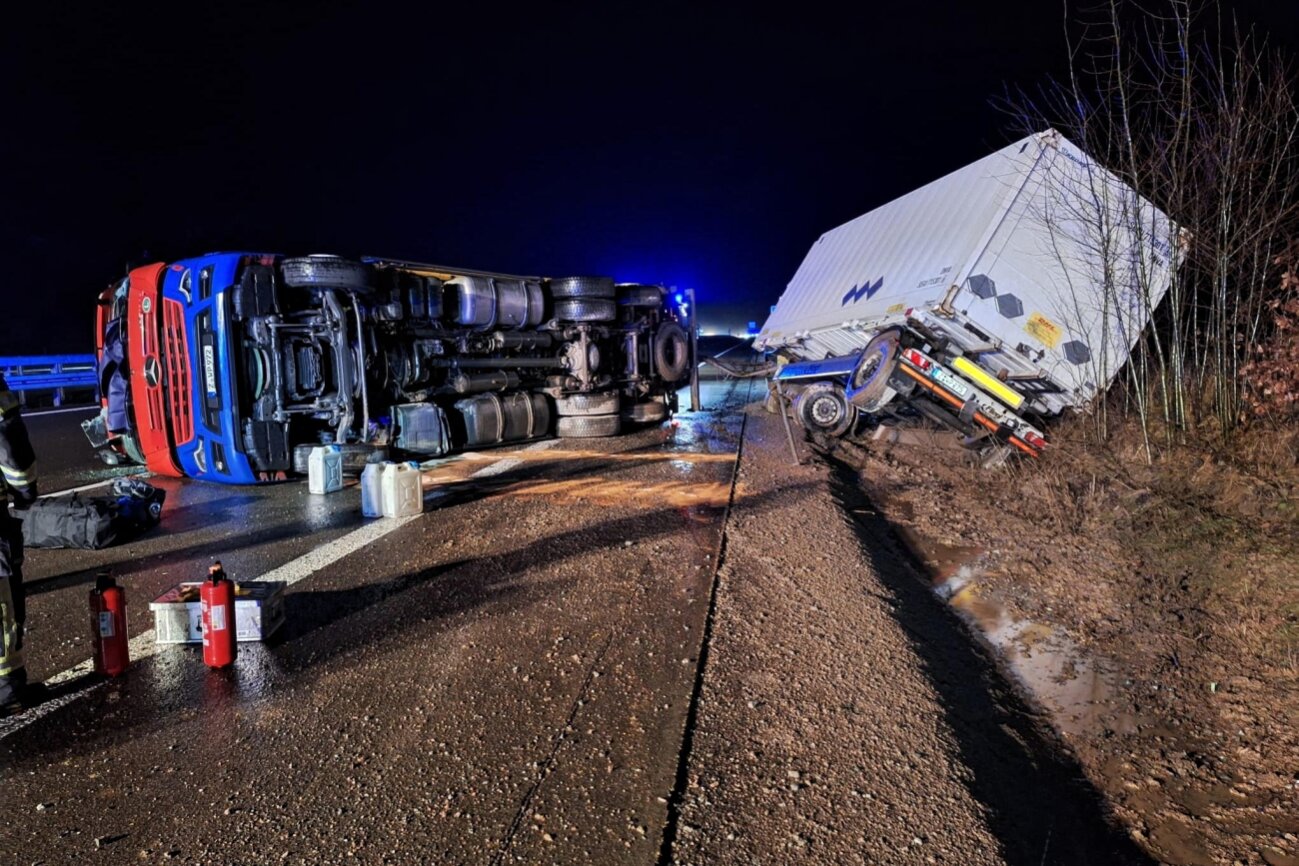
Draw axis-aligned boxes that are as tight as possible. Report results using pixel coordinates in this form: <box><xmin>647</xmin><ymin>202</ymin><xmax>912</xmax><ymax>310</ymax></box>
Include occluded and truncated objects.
<box><xmin>772</xmin><ymin>354</ymin><xmax>859</xmax><ymax>383</ymax></box>
<box><xmin>161</xmin><ymin>253</ymin><xmax>263</xmax><ymax>484</ymax></box>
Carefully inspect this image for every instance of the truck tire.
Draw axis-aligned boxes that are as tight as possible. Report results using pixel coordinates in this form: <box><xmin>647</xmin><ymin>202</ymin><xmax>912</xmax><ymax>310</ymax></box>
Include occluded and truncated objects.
<box><xmin>292</xmin><ymin>442</ymin><xmax>387</xmax><ymax>477</ymax></box>
<box><xmin>617</xmin><ymin>284</ymin><xmax>665</xmax><ymax>307</ymax></box>
<box><xmin>556</xmin><ymin>414</ymin><xmax>621</xmax><ymax>438</ymax></box>
<box><xmin>549</xmin><ymin>276</ymin><xmax>615</xmax><ymax>299</ymax></box>
<box><xmin>281</xmin><ymin>256</ymin><xmax>374</xmax><ymax>291</ymax></box>
<box><xmin>554</xmin><ymin>390</ymin><xmax>621</xmax><ymax>416</ymax></box>
<box><xmin>554</xmin><ymin>298</ymin><xmax>617</xmax><ymax>322</ymax></box>
<box><xmin>623</xmin><ymin>400</ymin><xmax>668</xmax><ymax>424</ymax></box>
<box><xmin>793</xmin><ymin>383</ymin><xmax>856</xmax><ymax>438</ymax></box>
<box><xmin>653</xmin><ymin>321</ymin><xmax>691</xmax><ymax>383</ymax></box>
<box><xmin>846</xmin><ymin>329</ymin><xmax>901</xmax><ymax>411</ymax></box>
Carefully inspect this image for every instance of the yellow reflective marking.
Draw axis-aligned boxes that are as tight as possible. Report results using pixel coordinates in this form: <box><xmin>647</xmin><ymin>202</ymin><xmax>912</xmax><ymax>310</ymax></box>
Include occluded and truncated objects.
<box><xmin>951</xmin><ymin>356</ymin><xmax>1025</xmax><ymax>411</ymax></box>
<box><xmin>1</xmin><ymin>464</ymin><xmax>35</xmax><ymax>484</ymax></box>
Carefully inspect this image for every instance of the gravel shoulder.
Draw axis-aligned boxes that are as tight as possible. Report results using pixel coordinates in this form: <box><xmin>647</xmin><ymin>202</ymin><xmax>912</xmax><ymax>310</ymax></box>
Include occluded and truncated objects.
<box><xmin>836</xmin><ymin>424</ymin><xmax>1299</xmax><ymax>866</ymax></box>
<box><xmin>670</xmin><ymin>404</ymin><xmax>1147</xmax><ymax>865</ymax></box>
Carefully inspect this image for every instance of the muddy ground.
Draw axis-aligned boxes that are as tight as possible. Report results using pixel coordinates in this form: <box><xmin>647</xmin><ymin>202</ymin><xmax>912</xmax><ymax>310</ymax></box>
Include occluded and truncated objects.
<box><xmin>827</xmin><ymin>422</ymin><xmax>1299</xmax><ymax>866</ymax></box>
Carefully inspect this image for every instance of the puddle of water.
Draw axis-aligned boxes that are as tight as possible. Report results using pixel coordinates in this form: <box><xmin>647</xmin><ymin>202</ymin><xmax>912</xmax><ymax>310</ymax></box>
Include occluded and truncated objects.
<box><xmin>897</xmin><ymin>527</ymin><xmax>1137</xmax><ymax>739</ymax></box>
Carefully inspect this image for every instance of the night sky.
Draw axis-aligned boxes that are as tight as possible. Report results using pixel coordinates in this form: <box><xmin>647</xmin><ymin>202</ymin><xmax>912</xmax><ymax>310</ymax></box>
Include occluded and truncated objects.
<box><xmin>5</xmin><ymin>1</ymin><xmax>1297</xmax><ymax>352</ymax></box>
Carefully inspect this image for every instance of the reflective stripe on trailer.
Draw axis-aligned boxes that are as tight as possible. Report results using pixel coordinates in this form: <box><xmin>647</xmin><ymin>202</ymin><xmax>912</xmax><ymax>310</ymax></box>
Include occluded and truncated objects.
<box><xmin>897</xmin><ymin>364</ymin><xmax>1039</xmax><ymax>457</ymax></box>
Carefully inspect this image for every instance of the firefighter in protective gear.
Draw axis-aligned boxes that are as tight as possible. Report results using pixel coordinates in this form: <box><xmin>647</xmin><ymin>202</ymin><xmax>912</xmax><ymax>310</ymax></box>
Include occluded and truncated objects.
<box><xmin>0</xmin><ymin>375</ymin><xmax>38</xmax><ymax>716</ymax></box>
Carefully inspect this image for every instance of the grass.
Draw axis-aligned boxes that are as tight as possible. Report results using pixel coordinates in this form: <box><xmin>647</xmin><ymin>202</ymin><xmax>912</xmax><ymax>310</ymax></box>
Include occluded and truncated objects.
<box><xmin>1026</xmin><ymin>412</ymin><xmax>1299</xmax><ymax>672</ymax></box>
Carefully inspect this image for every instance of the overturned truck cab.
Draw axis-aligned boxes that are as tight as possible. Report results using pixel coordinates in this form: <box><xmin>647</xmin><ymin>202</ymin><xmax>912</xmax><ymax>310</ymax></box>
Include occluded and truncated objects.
<box><xmin>759</xmin><ymin>129</ymin><xmax>1181</xmax><ymax>458</ymax></box>
<box><xmin>86</xmin><ymin>254</ymin><xmax>692</xmax><ymax>484</ymax></box>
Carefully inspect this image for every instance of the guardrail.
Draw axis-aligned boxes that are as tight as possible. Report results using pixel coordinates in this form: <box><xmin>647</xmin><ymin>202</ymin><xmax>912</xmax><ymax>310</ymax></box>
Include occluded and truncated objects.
<box><xmin>0</xmin><ymin>355</ymin><xmax>99</xmax><ymax>408</ymax></box>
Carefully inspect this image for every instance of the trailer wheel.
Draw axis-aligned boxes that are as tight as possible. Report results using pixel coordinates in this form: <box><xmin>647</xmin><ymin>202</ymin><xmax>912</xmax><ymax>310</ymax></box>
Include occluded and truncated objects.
<box><xmin>549</xmin><ymin>276</ymin><xmax>615</xmax><ymax>299</ymax></box>
<box><xmin>793</xmin><ymin>383</ymin><xmax>856</xmax><ymax>438</ymax></box>
<box><xmin>281</xmin><ymin>255</ymin><xmax>374</xmax><ymax>291</ymax></box>
<box><xmin>653</xmin><ymin>321</ymin><xmax>691</xmax><ymax>383</ymax></box>
<box><xmin>846</xmin><ymin>329</ymin><xmax>901</xmax><ymax>411</ymax></box>
<box><xmin>617</xmin><ymin>284</ymin><xmax>665</xmax><ymax>307</ymax></box>
<box><xmin>556</xmin><ymin>414</ymin><xmax>622</xmax><ymax>438</ymax></box>
<box><xmin>554</xmin><ymin>390</ymin><xmax>621</xmax><ymax>416</ymax></box>
<box><xmin>555</xmin><ymin>298</ymin><xmax>617</xmax><ymax>322</ymax></box>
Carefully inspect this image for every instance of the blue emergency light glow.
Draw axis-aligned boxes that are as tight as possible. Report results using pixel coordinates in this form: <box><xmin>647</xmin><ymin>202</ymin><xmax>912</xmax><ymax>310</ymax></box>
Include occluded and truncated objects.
<box><xmin>674</xmin><ymin>293</ymin><xmax>684</xmax><ymax>304</ymax></box>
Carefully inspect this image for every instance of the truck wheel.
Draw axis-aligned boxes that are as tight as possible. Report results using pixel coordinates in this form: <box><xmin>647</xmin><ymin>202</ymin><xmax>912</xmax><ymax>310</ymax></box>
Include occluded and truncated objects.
<box><xmin>556</xmin><ymin>414</ymin><xmax>621</xmax><ymax>438</ymax></box>
<box><xmin>554</xmin><ymin>390</ymin><xmax>621</xmax><ymax>416</ymax></box>
<box><xmin>793</xmin><ymin>383</ymin><xmax>856</xmax><ymax>438</ymax></box>
<box><xmin>549</xmin><ymin>276</ymin><xmax>615</xmax><ymax>299</ymax></box>
<box><xmin>281</xmin><ymin>255</ymin><xmax>374</xmax><ymax>291</ymax></box>
<box><xmin>846</xmin><ymin>329</ymin><xmax>901</xmax><ymax>410</ymax></box>
<box><xmin>653</xmin><ymin>321</ymin><xmax>691</xmax><ymax>383</ymax></box>
<box><xmin>623</xmin><ymin>400</ymin><xmax>668</xmax><ymax>424</ymax></box>
<box><xmin>617</xmin><ymin>284</ymin><xmax>665</xmax><ymax>307</ymax></box>
<box><xmin>555</xmin><ymin>298</ymin><xmax>617</xmax><ymax>322</ymax></box>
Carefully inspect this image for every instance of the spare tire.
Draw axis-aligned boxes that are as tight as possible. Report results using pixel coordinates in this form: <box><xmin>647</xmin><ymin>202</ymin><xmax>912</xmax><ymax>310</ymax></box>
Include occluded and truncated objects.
<box><xmin>281</xmin><ymin>255</ymin><xmax>374</xmax><ymax>290</ymax></box>
<box><xmin>549</xmin><ymin>276</ymin><xmax>615</xmax><ymax>299</ymax></box>
<box><xmin>554</xmin><ymin>298</ymin><xmax>617</xmax><ymax>322</ymax></box>
<box><xmin>846</xmin><ymin>329</ymin><xmax>901</xmax><ymax>411</ymax></box>
<box><xmin>793</xmin><ymin>383</ymin><xmax>856</xmax><ymax>438</ymax></box>
<box><xmin>556</xmin><ymin>414</ymin><xmax>621</xmax><ymax>438</ymax></box>
<box><xmin>554</xmin><ymin>390</ymin><xmax>621</xmax><ymax>416</ymax></box>
<box><xmin>617</xmin><ymin>284</ymin><xmax>665</xmax><ymax>307</ymax></box>
<box><xmin>623</xmin><ymin>400</ymin><xmax>668</xmax><ymax>424</ymax></box>
<box><xmin>653</xmin><ymin>321</ymin><xmax>691</xmax><ymax>383</ymax></box>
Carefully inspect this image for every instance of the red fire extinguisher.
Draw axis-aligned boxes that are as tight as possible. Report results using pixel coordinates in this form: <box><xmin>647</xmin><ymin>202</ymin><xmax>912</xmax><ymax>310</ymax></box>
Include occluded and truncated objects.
<box><xmin>89</xmin><ymin>572</ymin><xmax>129</xmax><ymax>677</ymax></box>
<box><xmin>200</xmin><ymin>561</ymin><xmax>237</xmax><ymax>669</ymax></box>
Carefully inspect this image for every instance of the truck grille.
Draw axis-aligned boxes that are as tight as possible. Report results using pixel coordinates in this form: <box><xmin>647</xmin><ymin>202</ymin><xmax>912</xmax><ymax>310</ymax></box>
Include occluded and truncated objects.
<box><xmin>162</xmin><ymin>299</ymin><xmax>194</xmax><ymax>445</ymax></box>
<box><xmin>139</xmin><ymin>298</ymin><xmax>165</xmax><ymax>433</ymax></box>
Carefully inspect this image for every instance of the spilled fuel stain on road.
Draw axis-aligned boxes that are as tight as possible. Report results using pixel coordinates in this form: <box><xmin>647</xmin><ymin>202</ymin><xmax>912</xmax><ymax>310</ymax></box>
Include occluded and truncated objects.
<box><xmin>416</xmin><ymin>440</ymin><xmax>744</xmax><ymax>509</ymax></box>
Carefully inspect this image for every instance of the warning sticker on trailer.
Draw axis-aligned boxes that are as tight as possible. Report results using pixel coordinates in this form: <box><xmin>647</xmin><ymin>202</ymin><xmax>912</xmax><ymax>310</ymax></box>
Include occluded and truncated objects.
<box><xmin>1025</xmin><ymin>312</ymin><xmax>1063</xmax><ymax>349</ymax></box>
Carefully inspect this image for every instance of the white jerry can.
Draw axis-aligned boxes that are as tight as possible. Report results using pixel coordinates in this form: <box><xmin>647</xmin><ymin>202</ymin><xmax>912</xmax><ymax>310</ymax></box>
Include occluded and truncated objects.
<box><xmin>360</xmin><ymin>460</ymin><xmax>389</xmax><ymax>518</ymax></box>
<box><xmin>307</xmin><ymin>445</ymin><xmax>344</xmax><ymax>495</ymax></box>
<box><xmin>381</xmin><ymin>462</ymin><xmax>423</xmax><ymax>517</ymax></box>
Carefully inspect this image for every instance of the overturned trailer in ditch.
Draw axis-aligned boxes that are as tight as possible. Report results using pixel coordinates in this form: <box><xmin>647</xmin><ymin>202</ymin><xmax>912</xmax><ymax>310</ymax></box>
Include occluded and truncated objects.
<box><xmin>757</xmin><ymin>129</ymin><xmax>1182</xmax><ymax>457</ymax></box>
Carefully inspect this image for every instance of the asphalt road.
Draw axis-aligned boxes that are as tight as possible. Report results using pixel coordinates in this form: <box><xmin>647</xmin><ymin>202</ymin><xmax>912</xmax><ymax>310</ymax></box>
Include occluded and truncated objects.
<box><xmin>0</xmin><ymin>383</ymin><xmax>748</xmax><ymax>864</ymax></box>
<box><xmin>1</xmin><ymin>387</ymin><xmax>1148</xmax><ymax>865</ymax></box>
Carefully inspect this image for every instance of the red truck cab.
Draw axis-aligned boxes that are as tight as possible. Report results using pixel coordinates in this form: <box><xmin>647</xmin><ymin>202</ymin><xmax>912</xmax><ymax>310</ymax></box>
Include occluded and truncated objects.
<box><xmin>90</xmin><ymin>264</ymin><xmax>183</xmax><ymax>476</ymax></box>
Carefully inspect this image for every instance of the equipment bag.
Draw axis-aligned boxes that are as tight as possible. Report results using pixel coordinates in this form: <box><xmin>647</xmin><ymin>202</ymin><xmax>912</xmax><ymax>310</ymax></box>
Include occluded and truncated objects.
<box><xmin>20</xmin><ymin>480</ymin><xmax>166</xmax><ymax>550</ymax></box>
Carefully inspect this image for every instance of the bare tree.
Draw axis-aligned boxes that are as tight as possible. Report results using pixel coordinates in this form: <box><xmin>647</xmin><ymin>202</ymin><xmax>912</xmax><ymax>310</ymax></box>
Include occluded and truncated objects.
<box><xmin>1004</xmin><ymin>0</ymin><xmax>1299</xmax><ymax>453</ymax></box>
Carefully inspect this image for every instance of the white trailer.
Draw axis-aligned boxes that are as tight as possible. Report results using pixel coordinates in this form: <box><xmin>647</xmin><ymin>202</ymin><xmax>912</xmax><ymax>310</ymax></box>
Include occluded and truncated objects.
<box><xmin>758</xmin><ymin>129</ymin><xmax>1180</xmax><ymax>456</ymax></box>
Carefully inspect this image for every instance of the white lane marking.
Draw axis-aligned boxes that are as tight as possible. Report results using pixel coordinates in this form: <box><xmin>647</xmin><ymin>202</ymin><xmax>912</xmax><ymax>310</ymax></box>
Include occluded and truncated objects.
<box><xmin>0</xmin><ymin>438</ymin><xmax>560</xmax><ymax>739</ymax></box>
<box><xmin>22</xmin><ymin>406</ymin><xmax>100</xmax><ymax>417</ymax></box>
